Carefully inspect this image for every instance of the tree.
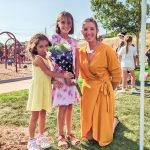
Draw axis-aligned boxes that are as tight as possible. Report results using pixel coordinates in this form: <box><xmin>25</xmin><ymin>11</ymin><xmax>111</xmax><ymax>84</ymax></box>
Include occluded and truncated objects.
<box><xmin>91</xmin><ymin>0</ymin><xmax>150</xmax><ymax>59</ymax></box>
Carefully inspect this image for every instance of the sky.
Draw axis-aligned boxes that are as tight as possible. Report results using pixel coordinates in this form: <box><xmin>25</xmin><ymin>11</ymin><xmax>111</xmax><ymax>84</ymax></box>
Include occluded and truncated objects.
<box><xmin>0</xmin><ymin>0</ymin><xmax>104</xmax><ymax>42</ymax></box>
<box><xmin>0</xmin><ymin>0</ymin><xmax>150</xmax><ymax>42</ymax></box>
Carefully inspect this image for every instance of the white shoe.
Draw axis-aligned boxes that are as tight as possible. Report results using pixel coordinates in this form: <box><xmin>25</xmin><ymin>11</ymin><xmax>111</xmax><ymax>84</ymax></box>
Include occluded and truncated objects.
<box><xmin>118</xmin><ymin>88</ymin><xmax>126</xmax><ymax>93</ymax></box>
<box><xmin>131</xmin><ymin>88</ymin><xmax>140</xmax><ymax>94</ymax></box>
<box><xmin>27</xmin><ymin>139</ymin><xmax>39</xmax><ymax>150</ymax></box>
<box><xmin>36</xmin><ymin>135</ymin><xmax>50</xmax><ymax>149</ymax></box>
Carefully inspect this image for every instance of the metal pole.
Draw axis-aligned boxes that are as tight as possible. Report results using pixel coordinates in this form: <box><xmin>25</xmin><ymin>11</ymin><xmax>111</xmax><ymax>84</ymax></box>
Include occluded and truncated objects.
<box><xmin>139</xmin><ymin>0</ymin><xmax>147</xmax><ymax>150</ymax></box>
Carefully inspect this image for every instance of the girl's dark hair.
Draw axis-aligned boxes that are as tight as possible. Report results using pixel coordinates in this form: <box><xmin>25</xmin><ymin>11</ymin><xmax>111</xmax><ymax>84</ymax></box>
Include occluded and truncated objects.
<box><xmin>27</xmin><ymin>33</ymin><xmax>51</xmax><ymax>58</ymax></box>
<box><xmin>125</xmin><ymin>35</ymin><xmax>132</xmax><ymax>54</ymax></box>
<box><xmin>55</xmin><ymin>11</ymin><xmax>74</xmax><ymax>35</ymax></box>
<box><xmin>82</xmin><ymin>18</ymin><xmax>99</xmax><ymax>39</ymax></box>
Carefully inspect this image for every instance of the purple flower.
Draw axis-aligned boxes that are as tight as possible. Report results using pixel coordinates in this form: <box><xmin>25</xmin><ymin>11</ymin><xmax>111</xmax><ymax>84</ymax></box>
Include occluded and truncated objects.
<box><xmin>52</xmin><ymin>34</ymin><xmax>61</xmax><ymax>45</ymax></box>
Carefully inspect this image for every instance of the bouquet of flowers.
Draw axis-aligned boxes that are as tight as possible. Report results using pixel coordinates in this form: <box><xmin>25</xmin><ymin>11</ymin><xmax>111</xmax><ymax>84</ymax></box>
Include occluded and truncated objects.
<box><xmin>48</xmin><ymin>42</ymin><xmax>82</xmax><ymax>96</ymax></box>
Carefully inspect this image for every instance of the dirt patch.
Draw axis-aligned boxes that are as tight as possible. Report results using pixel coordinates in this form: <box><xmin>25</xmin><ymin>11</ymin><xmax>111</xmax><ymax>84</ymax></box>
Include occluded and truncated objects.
<box><xmin>0</xmin><ymin>126</ymin><xmax>28</xmax><ymax>150</ymax></box>
<box><xmin>0</xmin><ymin>126</ymin><xmax>51</xmax><ymax>150</ymax></box>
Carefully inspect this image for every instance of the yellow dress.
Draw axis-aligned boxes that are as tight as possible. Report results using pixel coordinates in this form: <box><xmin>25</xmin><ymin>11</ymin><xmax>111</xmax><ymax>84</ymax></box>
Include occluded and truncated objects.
<box><xmin>27</xmin><ymin>55</ymin><xmax>52</xmax><ymax>111</ymax></box>
<box><xmin>79</xmin><ymin>43</ymin><xmax>121</xmax><ymax>146</ymax></box>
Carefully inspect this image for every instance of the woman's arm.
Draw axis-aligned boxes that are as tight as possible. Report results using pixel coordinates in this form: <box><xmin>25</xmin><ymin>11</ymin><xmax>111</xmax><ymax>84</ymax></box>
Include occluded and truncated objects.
<box><xmin>33</xmin><ymin>56</ymin><xmax>73</xmax><ymax>79</ymax></box>
<box><xmin>107</xmin><ymin>46</ymin><xmax>122</xmax><ymax>89</ymax></box>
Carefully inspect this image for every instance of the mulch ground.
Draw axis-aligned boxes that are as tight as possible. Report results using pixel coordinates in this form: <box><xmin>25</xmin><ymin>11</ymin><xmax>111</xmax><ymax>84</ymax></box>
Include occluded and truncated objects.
<box><xmin>0</xmin><ymin>126</ymin><xmax>28</xmax><ymax>150</ymax></box>
<box><xmin>0</xmin><ymin>63</ymin><xmax>32</xmax><ymax>81</ymax></box>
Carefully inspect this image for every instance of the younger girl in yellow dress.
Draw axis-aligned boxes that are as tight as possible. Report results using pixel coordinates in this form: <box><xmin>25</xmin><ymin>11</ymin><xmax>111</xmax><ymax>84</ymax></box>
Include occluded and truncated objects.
<box><xmin>26</xmin><ymin>33</ymin><xmax>73</xmax><ymax>150</ymax></box>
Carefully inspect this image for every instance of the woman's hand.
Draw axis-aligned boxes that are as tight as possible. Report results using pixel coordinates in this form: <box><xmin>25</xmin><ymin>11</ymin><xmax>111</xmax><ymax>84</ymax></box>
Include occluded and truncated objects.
<box><xmin>112</xmin><ymin>82</ymin><xmax>119</xmax><ymax>90</ymax></box>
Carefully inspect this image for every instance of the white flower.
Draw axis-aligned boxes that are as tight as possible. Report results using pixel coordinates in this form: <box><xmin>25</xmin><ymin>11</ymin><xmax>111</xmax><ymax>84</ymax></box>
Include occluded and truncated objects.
<box><xmin>63</xmin><ymin>43</ymin><xmax>71</xmax><ymax>50</ymax></box>
<box><xmin>47</xmin><ymin>51</ymin><xmax>51</xmax><ymax>57</ymax></box>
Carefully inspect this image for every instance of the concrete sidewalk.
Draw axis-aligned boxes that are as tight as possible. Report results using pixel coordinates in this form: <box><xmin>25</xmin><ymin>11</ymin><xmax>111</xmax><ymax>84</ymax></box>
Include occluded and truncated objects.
<box><xmin>0</xmin><ymin>79</ymin><xmax>31</xmax><ymax>94</ymax></box>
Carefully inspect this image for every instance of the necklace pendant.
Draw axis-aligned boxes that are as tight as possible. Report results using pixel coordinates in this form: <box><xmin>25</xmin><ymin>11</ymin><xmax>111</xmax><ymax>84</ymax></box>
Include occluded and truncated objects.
<box><xmin>87</xmin><ymin>49</ymin><xmax>94</xmax><ymax>54</ymax></box>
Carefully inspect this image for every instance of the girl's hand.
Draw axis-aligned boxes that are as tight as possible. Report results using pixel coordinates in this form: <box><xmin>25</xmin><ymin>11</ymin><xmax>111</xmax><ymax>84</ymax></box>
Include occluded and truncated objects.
<box><xmin>53</xmin><ymin>80</ymin><xmax>63</xmax><ymax>88</ymax></box>
<box><xmin>64</xmin><ymin>72</ymin><xmax>74</xmax><ymax>79</ymax></box>
<box><xmin>65</xmin><ymin>79</ymin><xmax>74</xmax><ymax>86</ymax></box>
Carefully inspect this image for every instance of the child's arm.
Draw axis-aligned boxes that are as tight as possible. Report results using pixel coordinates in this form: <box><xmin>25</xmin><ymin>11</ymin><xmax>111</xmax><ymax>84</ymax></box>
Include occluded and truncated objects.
<box><xmin>75</xmin><ymin>48</ymin><xmax>79</xmax><ymax>79</ymax></box>
<box><xmin>33</xmin><ymin>56</ymin><xmax>73</xmax><ymax>79</ymax></box>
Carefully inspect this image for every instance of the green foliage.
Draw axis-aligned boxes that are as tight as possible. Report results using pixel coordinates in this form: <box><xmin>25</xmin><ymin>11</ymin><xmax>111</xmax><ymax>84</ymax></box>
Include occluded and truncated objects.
<box><xmin>91</xmin><ymin>0</ymin><xmax>150</xmax><ymax>35</ymax></box>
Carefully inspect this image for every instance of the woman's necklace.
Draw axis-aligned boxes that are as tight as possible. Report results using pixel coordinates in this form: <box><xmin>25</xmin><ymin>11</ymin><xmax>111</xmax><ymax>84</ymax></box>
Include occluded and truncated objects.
<box><xmin>86</xmin><ymin>41</ymin><xmax>100</xmax><ymax>63</ymax></box>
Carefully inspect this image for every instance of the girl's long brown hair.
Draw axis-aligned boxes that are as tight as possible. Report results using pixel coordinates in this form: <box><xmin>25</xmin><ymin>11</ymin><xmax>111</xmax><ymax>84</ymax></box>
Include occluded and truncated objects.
<box><xmin>125</xmin><ymin>35</ymin><xmax>132</xmax><ymax>54</ymax></box>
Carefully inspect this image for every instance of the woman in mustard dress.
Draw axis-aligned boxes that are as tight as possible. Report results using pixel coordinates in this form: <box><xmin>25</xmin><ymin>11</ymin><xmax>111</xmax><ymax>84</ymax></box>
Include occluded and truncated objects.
<box><xmin>79</xmin><ymin>18</ymin><xmax>121</xmax><ymax>146</ymax></box>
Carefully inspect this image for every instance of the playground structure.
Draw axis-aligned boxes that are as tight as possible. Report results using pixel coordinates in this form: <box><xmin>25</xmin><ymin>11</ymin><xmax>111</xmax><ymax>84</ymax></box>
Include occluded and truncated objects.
<box><xmin>0</xmin><ymin>31</ymin><xmax>26</xmax><ymax>72</ymax></box>
<box><xmin>0</xmin><ymin>42</ymin><xmax>4</xmax><ymax>62</ymax></box>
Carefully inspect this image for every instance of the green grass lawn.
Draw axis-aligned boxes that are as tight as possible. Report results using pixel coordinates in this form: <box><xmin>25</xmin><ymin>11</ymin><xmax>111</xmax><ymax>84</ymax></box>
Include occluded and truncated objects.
<box><xmin>0</xmin><ymin>86</ymin><xmax>150</xmax><ymax>150</ymax></box>
<box><xmin>135</xmin><ymin>65</ymin><xmax>150</xmax><ymax>81</ymax></box>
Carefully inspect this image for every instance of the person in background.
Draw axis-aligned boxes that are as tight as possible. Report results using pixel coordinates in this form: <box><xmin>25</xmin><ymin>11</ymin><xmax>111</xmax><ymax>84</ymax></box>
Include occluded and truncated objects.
<box><xmin>146</xmin><ymin>49</ymin><xmax>150</xmax><ymax>67</ymax></box>
<box><xmin>118</xmin><ymin>35</ymin><xmax>140</xmax><ymax>94</ymax></box>
<box><xmin>115</xmin><ymin>32</ymin><xmax>127</xmax><ymax>90</ymax></box>
<box><xmin>116</xmin><ymin>32</ymin><xmax>127</xmax><ymax>55</ymax></box>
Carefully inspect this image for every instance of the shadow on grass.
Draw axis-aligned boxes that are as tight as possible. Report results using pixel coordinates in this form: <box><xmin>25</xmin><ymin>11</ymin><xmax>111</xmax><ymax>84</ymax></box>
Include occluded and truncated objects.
<box><xmin>135</xmin><ymin>80</ymin><xmax>150</xmax><ymax>87</ymax></box>
<box><xmin>69</xmin><ymin>123</ymin><xmax>149</xmax><ymax>150</ymax></box>
<box><xmin>112</xmin><ymin>123</ymin><xmax>149</xmax><ymax>150</ymax></box>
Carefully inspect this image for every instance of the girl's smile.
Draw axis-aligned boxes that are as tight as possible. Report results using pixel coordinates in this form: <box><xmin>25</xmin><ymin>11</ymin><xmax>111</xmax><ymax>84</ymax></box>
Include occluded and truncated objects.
<box><xmin>58</xmin><ymin>17</ymin><xmax>72</xmax><ymax>34</ymax></box>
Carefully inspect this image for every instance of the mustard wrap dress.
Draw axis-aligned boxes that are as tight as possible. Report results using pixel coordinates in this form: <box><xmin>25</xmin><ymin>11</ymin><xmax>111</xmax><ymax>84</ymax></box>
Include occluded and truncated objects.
<box><xmin>79</xmin><ymin>43</ymin><xmax>121</xmax><ymax>146</ymax></box>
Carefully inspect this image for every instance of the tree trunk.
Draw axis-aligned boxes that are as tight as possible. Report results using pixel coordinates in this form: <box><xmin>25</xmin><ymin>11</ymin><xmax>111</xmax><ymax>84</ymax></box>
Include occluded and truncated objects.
<box><xmin>135</xmin><ymin>32</ymin><xmax>140</xmax><ymax>66</ymax></box>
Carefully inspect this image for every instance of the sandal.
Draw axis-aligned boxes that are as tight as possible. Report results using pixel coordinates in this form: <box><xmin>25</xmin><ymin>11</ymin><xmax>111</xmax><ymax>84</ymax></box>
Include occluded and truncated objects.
<box><xmin>66</xmin><ymin>134</ymin><xmax>80</xmax><ymax>146</ymax></box>
<box><xmin>57</xmin><ymin>135</ymin><xmax>68</xmax><ymax>149</ymax></box>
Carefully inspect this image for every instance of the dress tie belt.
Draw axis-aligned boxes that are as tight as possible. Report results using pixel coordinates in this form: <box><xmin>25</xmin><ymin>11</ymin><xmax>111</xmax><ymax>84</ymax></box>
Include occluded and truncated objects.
<box><xmin>99</xmin><ymin>80</ymin><xmax>110</xmax><ymax>113</ymax></box>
